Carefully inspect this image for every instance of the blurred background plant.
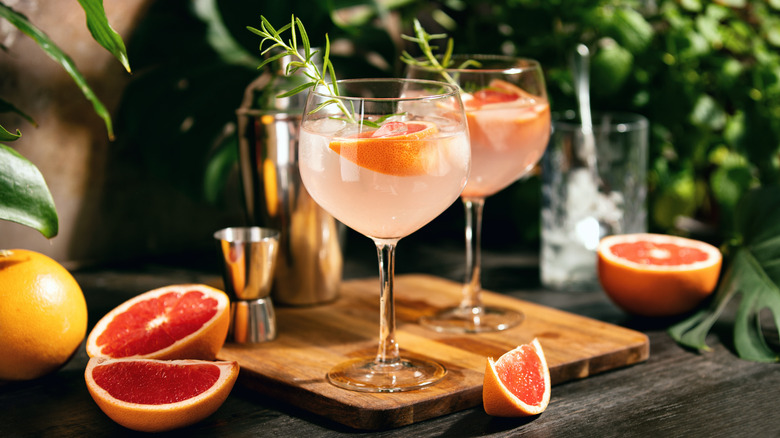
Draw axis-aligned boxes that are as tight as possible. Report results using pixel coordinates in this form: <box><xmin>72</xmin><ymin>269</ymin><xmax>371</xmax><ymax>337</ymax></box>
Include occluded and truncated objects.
<box><xmin>116</xmin><ymin>0</ymin><xmax>780</xmax><ymax>251</ymax></box>
<box><xmin>0</xmin><ymin>0</ymin><xmax>130</xmax><ymax>238</ymax></box>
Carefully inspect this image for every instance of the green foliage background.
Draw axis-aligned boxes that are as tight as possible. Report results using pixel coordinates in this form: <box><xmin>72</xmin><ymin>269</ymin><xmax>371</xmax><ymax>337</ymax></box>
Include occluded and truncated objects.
<box><xmin>117</xmin><ymin>0</ymin><xmax>780</xmax><ymax>249</ymax></box>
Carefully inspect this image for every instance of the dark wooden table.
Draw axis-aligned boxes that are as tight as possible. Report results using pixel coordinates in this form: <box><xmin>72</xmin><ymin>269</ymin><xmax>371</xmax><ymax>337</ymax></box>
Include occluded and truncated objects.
<box><xmin>2</xmin><ymin>234</ymin><xmax>778</xmax><ymax>437</ymax></box>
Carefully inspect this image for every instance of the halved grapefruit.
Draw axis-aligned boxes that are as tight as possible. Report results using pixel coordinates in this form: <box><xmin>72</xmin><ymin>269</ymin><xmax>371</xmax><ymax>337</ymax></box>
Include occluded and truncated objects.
<box><xmin>328</xmin><ymin>120</ymin><xmax>439</xmax><ymax>176</ymax></box>
<box><xmin>483</xmin><ymin>338</ymin><xmax>551</xmax><ymax>417</ymax></box>
<box><xmin>597</xmin><ymin>233</ymin><xmax>723</xmax><ymax>317</ymax></box>
<box><xmin>86</xmin><ymin>284</ymin><xmax>230</xmax><ymax>360</ymax></box>
<box><xmin>85</xmin><ymin>357</ymin><xmax>239</xmax><ymax>432</ymax></box>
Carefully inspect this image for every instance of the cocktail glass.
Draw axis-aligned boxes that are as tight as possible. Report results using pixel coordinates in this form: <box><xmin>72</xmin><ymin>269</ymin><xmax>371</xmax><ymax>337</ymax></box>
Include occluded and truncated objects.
<box><xmin>408</xmin><ymin>55</ymin><xmax>551</xmax><ymax>333</ymax></box>
<box><xmin>298</xmin><ymin>78</ymin><xmax>471</xmax><ymax>392</ymax></box>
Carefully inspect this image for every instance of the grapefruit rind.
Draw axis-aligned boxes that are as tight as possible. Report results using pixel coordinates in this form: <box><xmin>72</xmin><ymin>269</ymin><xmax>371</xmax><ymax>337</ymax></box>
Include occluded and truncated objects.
<box><xmin>328</xmin><ymin>120</ymin><xmax>440</xmax><ymax>176</ymax></box>
<box><xmin>482</xmin><ymin>338</ymin><xmax>551</xmax><ymax>417</ymax></box>
<box><xmin>597</xmin><ymin>233</ymin><xmax>723</xmax><ymax>317</ymax></box>
<box><xmin>84</xmin><ymin>357</ymin><xmax>239</xmax><ymax>433</ymax></box>
<box><xmin>86</xmin><ymin>284</ymin><xmax>230</xmax><ymax>361</ymax></box>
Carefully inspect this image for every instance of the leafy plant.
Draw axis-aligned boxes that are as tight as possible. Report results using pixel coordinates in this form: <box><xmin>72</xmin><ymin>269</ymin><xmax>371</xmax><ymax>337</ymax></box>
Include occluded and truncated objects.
<box><xmin>670</xmin><ymin>186</ymin><xmax>780</xmax><ymax>362</ymax></box>
<box><xmin>0</xmin><ymin>0</ymin><xmax>130</xmax><ymax>238</ymax></box>
<box><xmin>247</xmin><ymin>16</ymin><xmax>351</xmax><ymax>121</ymax></box>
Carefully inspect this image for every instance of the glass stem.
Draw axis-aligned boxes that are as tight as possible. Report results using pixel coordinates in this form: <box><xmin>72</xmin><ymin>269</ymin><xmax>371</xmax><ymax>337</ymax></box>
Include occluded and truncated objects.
<box><xmin>461</xmin><ymin>197</ymin><xmax>485</xmax><ymax>310</ymax></box>
<box><xmin>374</xmin><ymin>238</ymin><xmax>401</xmax><ymax>366</ymax></box>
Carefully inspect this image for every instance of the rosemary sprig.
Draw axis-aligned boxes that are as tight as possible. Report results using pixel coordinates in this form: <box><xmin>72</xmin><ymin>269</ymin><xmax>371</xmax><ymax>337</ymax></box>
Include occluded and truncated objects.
<box><xmin>400</xmin><ymin>19</ymin><xmax>481</xmax><ymax>87</ymax></box>
<box><xmin>247</xmin><ymin>15</ymin><xmax>355</xmax><ymax>123</ymax></box>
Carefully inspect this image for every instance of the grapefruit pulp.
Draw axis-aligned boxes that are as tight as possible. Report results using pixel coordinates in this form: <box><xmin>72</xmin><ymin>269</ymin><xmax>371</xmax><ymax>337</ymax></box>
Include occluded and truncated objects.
<box><xmin>86</xmin><ymin>284</ymin><xmax>230</xmax><ymax>360</ymax></box>
<box><xmin>597</xmin><ymin>233</ymin><xmax>722</xmax><ymax>317</ymax></box>
<box><xmin>85</xmin><ymin>357</ymin><xmax>239</xmax><ymax>432</ymax></box>
<box><xmin>328</xmin><ymin>120</ymin><xmax>440</xmax><ymax>176</ymax></box>
<box><xmin>482</xmin><ymin>338</ymin><xmax>551</xmax><ymax>417</ymax></box>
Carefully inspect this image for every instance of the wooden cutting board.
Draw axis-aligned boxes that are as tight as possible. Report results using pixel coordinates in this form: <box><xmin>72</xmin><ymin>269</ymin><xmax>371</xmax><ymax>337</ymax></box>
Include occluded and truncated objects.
<box><xmin>218</xmin><ymin>274</ymin><xmax>649</xmax><ymax>430</ymax></box>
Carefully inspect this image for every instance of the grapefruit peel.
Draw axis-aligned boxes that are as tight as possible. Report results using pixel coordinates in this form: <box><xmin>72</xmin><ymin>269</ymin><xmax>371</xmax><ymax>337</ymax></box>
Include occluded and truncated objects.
<box><xmin>482</xmin><ymin>338</ymin><xmax>551</xmax><ymax>417</ymax></box>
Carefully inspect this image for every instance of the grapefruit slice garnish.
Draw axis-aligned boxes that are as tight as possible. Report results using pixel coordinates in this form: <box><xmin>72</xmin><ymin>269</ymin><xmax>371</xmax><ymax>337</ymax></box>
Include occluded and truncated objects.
<box><xmin>463</xmin><ymin>78</ymin><xmax>539</xmax><ymax>110</ymax></box>
<box><xmin>86</xmin><ymin>284</ymin><xmax>230</xmax><ymax>361</ymax></box>
<box><xmin>483</xmin><ymin>338</ymin><xmax>551</xmax><ymax>417</ymax></box>
<box><xmin>462</xmin><ymin>78</ymin><xmax>551</xmax><ymax>159</ymax></box>
<box><xmin>328</xmin><ymin>120</ymin><xmax>440</xmax><ymax>176</ymax></box>
<box><xmin>85</xmin><ymin>357</ymin><xmax>239</xmax><ymax>432</ymax></box>
<box><xmin>597</xmin><ymin>233</ymin><xmax>723</xmax><ymax>317</ymax></box>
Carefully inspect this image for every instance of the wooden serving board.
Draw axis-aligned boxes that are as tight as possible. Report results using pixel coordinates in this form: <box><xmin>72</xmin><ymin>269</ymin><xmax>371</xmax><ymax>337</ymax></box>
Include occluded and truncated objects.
<box><xmin>218</xmin><ymin>274</ymin><xmax>649</xmax><ymax>430</ymax></box>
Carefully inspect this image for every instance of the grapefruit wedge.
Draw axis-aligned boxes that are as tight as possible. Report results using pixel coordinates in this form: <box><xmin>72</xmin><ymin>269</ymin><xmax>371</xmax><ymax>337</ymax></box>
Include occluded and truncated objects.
<box><xmin>328</xmin><ymin>120</ymin><xmax>439</xmax><ymax>176</ymax></box>
<box><xmin>85</xmin><ymin>357</ymin><xmax>238</xmax><ymax>432</ymax></box>
<box><xmin>86</xmin><ymin>284</ymin><xmax>230</xmax><ymax>360</ymax></box>
<box><xmin>483</xmin><ymin>338</ymin><xmax>551</xmax><ymax>417</ymax></box>
<box><xmin>597</xmin><ymin>233</ymin><xmax>723</xmax><ymax>317</ymax></box>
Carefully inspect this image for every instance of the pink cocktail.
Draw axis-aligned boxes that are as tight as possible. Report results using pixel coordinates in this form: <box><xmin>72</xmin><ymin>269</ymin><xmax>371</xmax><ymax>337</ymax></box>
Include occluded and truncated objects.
<box><xmin>408</xmin><ymin>56</ymin><xmax>551</xmax><ymax>333</ymax></box>
<box><xmin>299</xmin><ymin>78</ymin><xmax>471</xmax><ymax>392</ymax></box>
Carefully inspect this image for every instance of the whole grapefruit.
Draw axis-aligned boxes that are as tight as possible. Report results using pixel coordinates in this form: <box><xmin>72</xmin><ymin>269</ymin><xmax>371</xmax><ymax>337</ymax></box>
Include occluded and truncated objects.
<box><xmin>0</xmin><ymin>249</ymin><xmax>88</xmax><ymax>380</ymax></box>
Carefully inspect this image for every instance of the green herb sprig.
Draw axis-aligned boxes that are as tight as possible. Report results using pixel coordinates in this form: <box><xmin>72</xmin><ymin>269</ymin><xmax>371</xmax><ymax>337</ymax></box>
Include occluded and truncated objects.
<box><xmin>247</xmin><ymin>15</ymin><xmax>355</xmax><ymax>123</ymax></box>
<box><xmin>400</xmin><ymin>19</ymin><xmax>480</xmax><ymax>87</ymax></box>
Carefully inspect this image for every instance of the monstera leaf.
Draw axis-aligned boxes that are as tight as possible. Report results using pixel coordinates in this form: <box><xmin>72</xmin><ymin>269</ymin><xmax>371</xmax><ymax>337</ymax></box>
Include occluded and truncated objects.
<box><xmin>669</xmin><ymin>186</ymin><xmax>780</xmax><ymax>362</ymax></box>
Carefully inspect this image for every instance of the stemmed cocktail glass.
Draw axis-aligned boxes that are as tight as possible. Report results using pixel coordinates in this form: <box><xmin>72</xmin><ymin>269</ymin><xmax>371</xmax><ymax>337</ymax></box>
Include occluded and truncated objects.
<box><xmin>298</xmin><ymin>78</ymin><xmax>471</xmax><ymax>392</ymax></box>
<box><xmin>407</xmin><ymin>55</ymin><xmax>551</xmax><ymax>333</ymax></box>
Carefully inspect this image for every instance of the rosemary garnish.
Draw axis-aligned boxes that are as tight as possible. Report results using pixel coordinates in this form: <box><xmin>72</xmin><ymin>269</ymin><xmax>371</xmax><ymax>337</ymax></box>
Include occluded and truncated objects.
<box><xmin>247</xmin><ymin>15</ymin><xmax>356</xmax><ymax>123</ymax></box>
<box><xmin>400</xmin><ymin>19</ymin><xmax>481</xmax><ymax>87</ymax></box>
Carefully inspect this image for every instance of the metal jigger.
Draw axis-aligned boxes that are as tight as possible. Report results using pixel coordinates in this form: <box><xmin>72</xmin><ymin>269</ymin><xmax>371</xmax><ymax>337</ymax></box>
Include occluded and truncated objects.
<box><xmin>214</xmin><ymin>227</ymin><xmax>280</xmax><ymax>343</ymax></box>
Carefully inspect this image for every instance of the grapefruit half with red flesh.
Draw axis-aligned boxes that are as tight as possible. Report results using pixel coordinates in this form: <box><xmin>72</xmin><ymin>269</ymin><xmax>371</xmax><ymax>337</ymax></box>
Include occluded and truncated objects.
<box><xmin>85</xmin><ymin>357</ymin><xmax>238</xmax><ymax>432</ymax></box>
<box><xmin>86</xmin><ymin>284</ymin><xmax>230</xmax><ymax>360</ymax></box>
<box><xmin>597</xmin><ymin>233</ymin><xmax>722</xmax><ymax>317</ymax></box>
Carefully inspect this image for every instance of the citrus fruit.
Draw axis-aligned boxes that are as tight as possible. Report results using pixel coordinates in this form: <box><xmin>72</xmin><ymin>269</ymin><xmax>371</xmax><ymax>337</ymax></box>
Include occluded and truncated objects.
<box><xmin>463</xmin><ymin>79</ymin><xmax>550</xmax><ymax>156</ymax></box>
<box><xmin>85</xmin><ymin>357</ymin><xmax>239</xmax><ymax>432</ymax></box>
<box><xmin>0</xmin><ymin>249</ymin><xmax>88</xmax><ymax>381</ymax></box>
<box><xmin>328</xmin><ymin>120</ymin><xmax>439</xmax><ymax>176</ymax></box>
<box><xmin>86</xmin><ymin>284</ymin><xmax>230</xmax><ymax>360</ymax></box>
<box><xmin>482</xmin><ymin>338</ymin><xmax>551</xmax><ymax>417</ymax></box>
<box><xmin>597</xmin><ymin>233</ymin><xmax>723</xmax><ymax>317</ymax></box>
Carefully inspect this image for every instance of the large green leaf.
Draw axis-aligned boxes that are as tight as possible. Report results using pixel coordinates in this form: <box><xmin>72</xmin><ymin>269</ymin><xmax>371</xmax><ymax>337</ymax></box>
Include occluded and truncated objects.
<box><xmin>77</xmin><ymin>0</ymin><xmax>132</xmax><ymax>73</ymax></box>
<box><xmin>0</xmin><ymin>144</ymin><xmax>58</xmax><ymax>238</ymax></box>
<box><xmin>0</xmin><ymin>2</ymin><xmax>119</xmax><ymax>139</ymax></box>
<box><xmin>669</xmin><ymin>186</ymin><xmax>780</xmax><ymax>362</ymax></box>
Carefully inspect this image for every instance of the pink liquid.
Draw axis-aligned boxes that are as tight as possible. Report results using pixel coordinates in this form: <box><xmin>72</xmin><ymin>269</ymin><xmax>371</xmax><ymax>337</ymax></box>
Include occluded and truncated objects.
<box><xmin>299</xmin><ymin>120</ymin><xmax>470</xmax><ymax>239</ymax></box>
<box><xmin>461</xmin><ymin>100</ymin><xmax>551</xmax><ymax>198</ymax></box>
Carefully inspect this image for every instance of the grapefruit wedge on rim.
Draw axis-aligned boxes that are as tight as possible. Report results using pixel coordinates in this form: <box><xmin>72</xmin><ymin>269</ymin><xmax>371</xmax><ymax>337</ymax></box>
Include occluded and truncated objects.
<box><xmin>328</xmin><ymin>120</ymin><xmax>440</xmax><ymax>176</ymax></box>
<box><xmin>483</xmin><ymin>338</ymin><xmax>551</xmax><ymax>417</ymax></box>
<box><xmin>85</xmin><ymin>357</ymin><xmax>239</xmax><ymax>432</ymax></box>
<box><xmin>86</xmin><ymin>284</ymin><xmax>230</xmax><ymax>360</ymax></box>
<box><xmin>597</xmin><ymin>233</ymin><xmax>722</xmax><ymax>317</ymax></box>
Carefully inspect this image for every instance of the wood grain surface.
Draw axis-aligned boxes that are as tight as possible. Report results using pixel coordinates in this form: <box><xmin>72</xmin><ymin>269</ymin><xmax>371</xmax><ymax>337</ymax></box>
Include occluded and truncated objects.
<box><xmin>218</xmin><ymin>274</ymin><xmax>649</xmax><ymax>430</ymax></box>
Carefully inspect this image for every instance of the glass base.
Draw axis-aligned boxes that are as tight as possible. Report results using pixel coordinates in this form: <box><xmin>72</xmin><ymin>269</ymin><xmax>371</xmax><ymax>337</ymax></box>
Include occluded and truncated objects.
<box><xmin>420</xmin><ymin>306</ymin><xmax>524</xmax><ymax>333</ymax></box>
<box><xmin>327</xmin><ymin>355</ymin><xmax>447</xmax><ymax>393</ymax></box>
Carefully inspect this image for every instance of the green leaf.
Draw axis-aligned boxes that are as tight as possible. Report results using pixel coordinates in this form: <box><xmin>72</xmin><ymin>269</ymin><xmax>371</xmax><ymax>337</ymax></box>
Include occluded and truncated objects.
<box><xmin>0</xmin><ymin>3</ymin><xmax>115</xmax><ymax>139</ymax></box>
<box><xmin>669</xmin><ymin>186</ymin><xmax>780</xmax><ymax>362</ymax></box>
<box><xmin>76</xmin><ymin>0</ymin><xmax>131</xmax><ymax>73</ymax></box>
<box><xmin>0</xmin><ymin>98</ymin><xmax>37</xmax><ymax>127</ymax></box>
<box><xmin>203</xmin><ymin>134</ymin><xmax>238</xmax><ymax>205</ymax></box>
<box><xmin>0</xmin><ymin>126</ymin><xmax>21</xmax><ymax>142</ymax></box>
<box><xmin>0</xmin><ymin>145</ymin><xmax>58</xmax><ymax>238</ymax></box>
